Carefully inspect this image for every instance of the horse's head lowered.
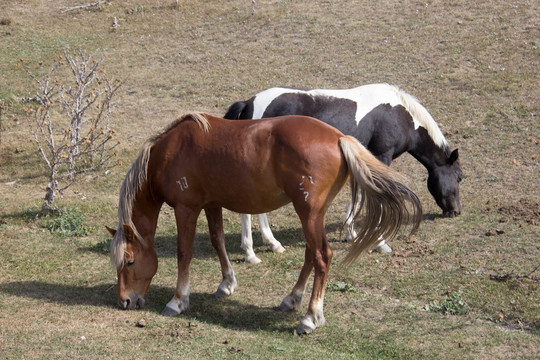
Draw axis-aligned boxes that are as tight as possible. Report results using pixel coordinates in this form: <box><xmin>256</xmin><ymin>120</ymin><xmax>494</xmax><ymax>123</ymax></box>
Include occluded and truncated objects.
<box><xmin>427</xmin><ymin>148</ymin><xmax>462</xmax><ymax>217</ymax></box>
<box><xmin>107</xmin><ymin>224</ymin><xmax>158</xmax><ymax>310</ymax></box>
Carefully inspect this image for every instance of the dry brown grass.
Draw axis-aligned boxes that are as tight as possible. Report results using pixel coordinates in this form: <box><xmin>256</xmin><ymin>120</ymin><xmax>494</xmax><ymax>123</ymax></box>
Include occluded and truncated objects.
<box><xmin>0</xmin><ymin>0</ymin><xmax>538</xmax><ymax>359</ymax></box>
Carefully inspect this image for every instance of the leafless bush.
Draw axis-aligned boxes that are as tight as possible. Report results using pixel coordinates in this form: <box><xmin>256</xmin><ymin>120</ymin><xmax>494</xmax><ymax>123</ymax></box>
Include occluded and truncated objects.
<box><xmin>19</xmin><ymin>48</ymin><xmax>125</xmax><ymax>212</ymax></box>
<box><xmin>0</xmin><ymin>100</ymin><xmax>3</xmax><ymax>146</ymax></box>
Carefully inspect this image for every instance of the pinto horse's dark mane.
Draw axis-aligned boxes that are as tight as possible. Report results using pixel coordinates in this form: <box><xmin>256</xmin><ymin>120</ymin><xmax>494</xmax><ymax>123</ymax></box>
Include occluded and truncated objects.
<box><xmin>110</xmin><ymin>112</ymin><xmax>210</xmax><ymax>269</ymax></box>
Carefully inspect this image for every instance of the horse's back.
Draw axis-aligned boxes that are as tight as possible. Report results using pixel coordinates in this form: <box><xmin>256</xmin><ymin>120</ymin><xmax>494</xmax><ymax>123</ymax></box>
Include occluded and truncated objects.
<box><xmin>149</xmin><ymin>114</ymin><xmax>347</xmax><ymax>213</ymax></box>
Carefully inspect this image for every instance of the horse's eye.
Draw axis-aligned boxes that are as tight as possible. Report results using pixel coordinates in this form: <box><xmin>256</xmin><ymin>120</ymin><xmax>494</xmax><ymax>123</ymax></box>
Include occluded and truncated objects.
<box><xmin>126</xmin><ymin>259</ymin><xmax>135</xmax><ymax>266</ymax></box>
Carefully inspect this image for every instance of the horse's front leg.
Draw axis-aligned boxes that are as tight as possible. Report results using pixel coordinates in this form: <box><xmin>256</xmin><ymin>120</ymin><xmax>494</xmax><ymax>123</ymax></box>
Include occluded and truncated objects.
<box><xmin>206</xmin><ymin>207</ymin><xmax>237</xmax><ymax>297</ymax></box>
<box><xmin>161</xmin><ymin>207</ymin><xmax>199</xmax><ymax>316</ymax></box>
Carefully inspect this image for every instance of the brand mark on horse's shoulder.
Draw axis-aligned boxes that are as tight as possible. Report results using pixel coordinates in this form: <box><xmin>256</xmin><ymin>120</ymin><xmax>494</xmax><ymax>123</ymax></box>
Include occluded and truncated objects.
<box><xmin>176</xmin><ymin>177</ymin><xmax>189</xmax><ymax>191</ymax></box>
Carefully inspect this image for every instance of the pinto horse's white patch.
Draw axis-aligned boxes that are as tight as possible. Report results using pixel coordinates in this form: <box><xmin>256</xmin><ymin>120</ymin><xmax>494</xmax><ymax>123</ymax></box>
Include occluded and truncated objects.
<box><xmin>253</xmin><ymin>84</ymin><xmax>447</xmax><ymax>149</ymax></box>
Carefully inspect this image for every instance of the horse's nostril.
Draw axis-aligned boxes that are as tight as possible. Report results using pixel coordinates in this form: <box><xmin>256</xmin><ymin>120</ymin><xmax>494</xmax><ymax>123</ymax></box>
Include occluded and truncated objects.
<box><xmin>120</xmin><ymin>298</ymin><xmax>130</xmax><ymax>309</ymax></box>
<box><xmin>443</xmin><ymin>211</ymin><xmax>456</xmax><ymax>218</ymax></box>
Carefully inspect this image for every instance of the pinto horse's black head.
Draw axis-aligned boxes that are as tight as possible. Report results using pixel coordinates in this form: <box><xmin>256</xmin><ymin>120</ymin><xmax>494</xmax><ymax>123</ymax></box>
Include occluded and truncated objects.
<box><xmin>427</xmin><ymin>149</ymin><xmax>462</xmax><ymax>217</ymax></box>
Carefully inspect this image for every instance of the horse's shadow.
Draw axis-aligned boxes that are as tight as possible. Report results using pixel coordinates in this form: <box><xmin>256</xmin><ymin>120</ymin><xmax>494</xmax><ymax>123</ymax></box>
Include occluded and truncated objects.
<box><xmin>86</xmin><ymin>226</ymin><xmax>307</xmax><ymax>260</ymax></box>
<box><xmin>0</xmin><ymin>281</ymin><xmax>298</xmax><ymax>333</ymax></box>
<box><xmin>88</xmin><ymin>211</ymin><xmax>445</xmax><ymax>260</ymax></box>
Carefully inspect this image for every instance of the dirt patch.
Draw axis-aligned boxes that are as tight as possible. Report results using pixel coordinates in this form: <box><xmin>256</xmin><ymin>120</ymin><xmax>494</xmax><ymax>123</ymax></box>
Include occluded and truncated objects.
<box><xmin>498</xmin><ymin>199</ymin><xmax>540</xmax><ymax>226</ymax></box>
<box><xmin>386</xmin><ymin>235</ymin><xmax>435</xmax><ymax>270</ymax></box>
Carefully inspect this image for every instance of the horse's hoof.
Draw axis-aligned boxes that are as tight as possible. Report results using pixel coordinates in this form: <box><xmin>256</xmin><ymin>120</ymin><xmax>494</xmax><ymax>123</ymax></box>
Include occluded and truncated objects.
<box><xmin>215</xmin><ymin>286</ymin><xmax>233</xmax><ymax>298</ymax></box>
<box><xmin>296</xmin><ymin>319</ymin><xmax>316</xmax><ymax>335</ymax></box>
<box><xmin>245</xmin><ymin>255</ymin><xmax>262</xmax><ymax>264</ymax></box>
<box><xmin>278</xmin><ymin>295</ymin><xmax>301</xmax><ymax>312</ymax></box>
<box><xmin>373</xmin><ymin>243</ymin><xmax>392</xmax><ymax>253</ymax></box>
<box><xmin>214</xmin><ymin>289</ymin><xmax>228</xmax><ymax>298</ymax></box>
<box><xmin>161</xmin><ymin>306</ymin><xmax>180</xmax><ymax>317</ymax></box>
<box><xmin>272</xmin><ymin>244</ymin><xmax>286</xmax><ymax>254</ymax></box>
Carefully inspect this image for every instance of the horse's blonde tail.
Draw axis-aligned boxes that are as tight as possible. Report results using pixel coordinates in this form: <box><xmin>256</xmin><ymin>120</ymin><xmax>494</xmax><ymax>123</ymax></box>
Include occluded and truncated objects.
<box><xmin>338</xmin><ymin>136</ymin><xmax>422</xmax><ymax>266</ymax></box>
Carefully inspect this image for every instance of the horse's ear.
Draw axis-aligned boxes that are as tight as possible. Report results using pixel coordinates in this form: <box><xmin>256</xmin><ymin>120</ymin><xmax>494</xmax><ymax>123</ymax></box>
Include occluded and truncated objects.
<box><xmin>122</xmin><ymin>224</ymin><xmax>136</xmax><ymax>243</ymax></box>
<box><xmin>105</xmin><ymin>225</ymin><xmax>116</xmax><ymax>237</ymax></box>
<box><xmin>448</xmin><ymin>149</ymin><xmax>459</xmax><ymax>164</ymax></box>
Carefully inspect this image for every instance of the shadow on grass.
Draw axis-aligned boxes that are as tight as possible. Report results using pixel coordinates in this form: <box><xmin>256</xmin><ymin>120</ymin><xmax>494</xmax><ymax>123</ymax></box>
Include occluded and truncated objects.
<box><xmin>148</xmin><ymin>287</ymin><xmax>299</xmax><ymax>333</ymax></box>
<box><xmin>85</xmin><ymin>211</ymin><xmax>445</xmax><ymax>260</ymax></box>
<box><xmin>0</xmin><ymin>280</ymin><xmax>118</xmax><ymax>309</ymax></box>
<box><xmin>85</xmin><ymin>226</ymin><xmax>306</xmax><ymax>260</ymax></box>
<box><xmin>0</xmin><ymin>281</ymin><xmax>298</xmax><ymax>333</ymax></box>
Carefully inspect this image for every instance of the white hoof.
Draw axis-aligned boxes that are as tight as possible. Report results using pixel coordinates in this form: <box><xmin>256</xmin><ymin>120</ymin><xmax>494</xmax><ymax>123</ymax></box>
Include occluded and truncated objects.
<box><xmin>161</xmin><ymin>297</ymin><xmax>189</xmax><ymax>316</ymax></box>
<box><xmin>245</xmin><ymin>255</ymin><xmax>262</xmax><ymax>264</ymax></box>
<box><xmin>372</xmin><ymin>242</ymin><xmax>392</xmax><ymax>253</ymax></box>
<box><xmin>271</xmin><ymin>244</ymin><xmax>286</xmax><ymax>254</ymax></box>
<box><xmin>215</xmin><ymin>278</ymin><xmax>237</xmax><ymax>298</ymax></box>
<box><xmin>296</xmin><ymin>314</ymin><xmax>324</xmax><ymax>335</ymax></box>
<box><xmin>278</xmin><ymin>294</ymin><xmax>302</xmax><ymax>312</ymax></box>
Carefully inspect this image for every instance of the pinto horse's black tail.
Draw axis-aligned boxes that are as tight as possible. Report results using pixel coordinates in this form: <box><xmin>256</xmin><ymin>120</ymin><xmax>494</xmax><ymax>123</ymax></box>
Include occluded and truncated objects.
<box><xmin>223</xmin><ymin>101</ymin><xmax>248</xmax><ymax>120</ymax></box>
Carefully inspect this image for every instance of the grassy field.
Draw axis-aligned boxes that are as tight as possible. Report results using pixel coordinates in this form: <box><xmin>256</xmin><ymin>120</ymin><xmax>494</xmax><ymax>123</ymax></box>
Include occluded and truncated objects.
<box><xmin>0</xmin><ymin>0</ymin><xmax>538</xmax><ymax>359</ymax></box>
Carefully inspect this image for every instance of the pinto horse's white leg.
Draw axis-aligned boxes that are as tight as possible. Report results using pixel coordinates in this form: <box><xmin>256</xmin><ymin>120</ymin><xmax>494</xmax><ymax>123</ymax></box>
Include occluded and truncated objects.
<box><xmin>343</xmin><ymin>200</ymin><xmax>392</xmax><ymax>253</ymax></box>
<box><xmin>258</xmin><ymin>213</ymin><xmax>285</xmax><ymax>253</ymax></box>
<box><xmin>344</xmin><ymin>200</ymin><xmax>358</xmax><ymax>242</ymax></box>
<box><xmin>241</xmin><ymin>214</ymin><xmax>262</xmax><ymax>264</ymax></box>
<box><xmin>371</xmin><ymin>237</ymin><xmax>392</xmax><ymax>253</ymax></box>
<box><xmin>206</xmin><ymin>208</ymin><xmax>238</xmax><ymax>297</ymax></box>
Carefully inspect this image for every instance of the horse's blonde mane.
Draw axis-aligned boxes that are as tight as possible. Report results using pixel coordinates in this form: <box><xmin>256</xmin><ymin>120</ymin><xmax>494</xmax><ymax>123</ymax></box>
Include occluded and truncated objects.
<box><xmin>389</xmin><ymin>85</ymin><xmax>448</xmax><ymax>150</ymax></box>
<box><xmin>110</xmin><ymin>112</ymin><xmax>210</xmax><ymax>269</ymax></box>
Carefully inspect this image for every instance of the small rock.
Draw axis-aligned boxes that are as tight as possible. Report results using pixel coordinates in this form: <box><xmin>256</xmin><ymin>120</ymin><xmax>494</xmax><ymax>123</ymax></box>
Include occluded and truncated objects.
<box><xmin>136</xmin><ymin>319</ymin><xmax>146</xmax><ymax>328</ymax></box>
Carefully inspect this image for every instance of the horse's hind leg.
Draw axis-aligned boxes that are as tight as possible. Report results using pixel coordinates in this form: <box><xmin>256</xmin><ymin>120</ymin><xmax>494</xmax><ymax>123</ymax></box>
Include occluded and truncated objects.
<box><xmin>343</xmin><ymin>199</ymin><xmax>392</xmax><ymax>253</ymax></box>
<box><xmin>206</xmin><ymin>207</ymin><xmax>237</xmax><ymax>297</ymax></box>
<box><xmin>258</xmin><ymin>213</ymin><xmax>285</xmax><ymax>253</ymax></box>
<box><xmin>241</xmin><ymin>213</ymin><xmax>284</xmax><ymax>264</ymax></box>
<box><xmin>240</xmin><ymin>214</ymin><xmax>262</xmax><ymax>264</ymax></box>
<box><xmin>280</xmin><ymin>210</ymin><xmax>332</xmax><ymax>334</ymax></box>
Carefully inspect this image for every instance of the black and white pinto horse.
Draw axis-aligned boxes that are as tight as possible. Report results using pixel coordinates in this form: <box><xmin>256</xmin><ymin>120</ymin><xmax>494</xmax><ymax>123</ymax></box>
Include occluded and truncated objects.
<box><xmin>224</xmin><ymin>83</ymin><xmax>462</xmax><ymax>263</ymax></box>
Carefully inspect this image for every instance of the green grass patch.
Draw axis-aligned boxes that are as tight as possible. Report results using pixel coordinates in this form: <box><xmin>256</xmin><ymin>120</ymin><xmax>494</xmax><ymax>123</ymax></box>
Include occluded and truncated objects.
<box><xmin>42</xmin><ymin>207</ymin><xmax>94</xmax><ymax>237</ymax></box>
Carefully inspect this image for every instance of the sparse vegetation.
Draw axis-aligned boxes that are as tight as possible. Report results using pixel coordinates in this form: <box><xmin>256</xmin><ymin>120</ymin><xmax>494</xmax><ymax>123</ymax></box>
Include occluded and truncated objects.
<box><xmin>0</xmin><ymin>1</ymin><xmax>538</xmax><ymax>359</ymax></box>
<box><xmin>42</xmin><ymin>207</ymin><xmax>93</xmax><ymax>237</ymax></box>
<box><xmin>424</xmin><ymin>291</ymin><xmax>470</xmax><ymax>316</ymax></box>
<box><xmin>19</xmin><ymin>48</ymin><xmax>124</xmax><ymax>211</ymax></box>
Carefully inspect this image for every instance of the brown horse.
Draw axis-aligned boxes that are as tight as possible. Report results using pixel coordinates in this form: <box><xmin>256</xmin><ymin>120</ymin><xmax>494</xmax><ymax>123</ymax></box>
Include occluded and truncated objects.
<box><xmin>107</xmin><ymin>112</ymin><xmax>422</xmax><ymax>334</ymax></box>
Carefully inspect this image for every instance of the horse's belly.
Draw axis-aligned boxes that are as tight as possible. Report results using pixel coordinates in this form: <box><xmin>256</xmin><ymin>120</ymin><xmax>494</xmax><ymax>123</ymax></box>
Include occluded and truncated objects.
<box><xmin>213</xmin><ymin>188</ymin><xmax>291</xmax><ymax>214</ymax></box>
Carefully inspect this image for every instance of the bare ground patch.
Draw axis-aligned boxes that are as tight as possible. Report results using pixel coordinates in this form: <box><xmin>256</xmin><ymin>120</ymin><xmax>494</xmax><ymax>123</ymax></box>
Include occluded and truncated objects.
<box><xmin>497</xmin><ymin>199</ymin><xmax>540</xmax><ymax>226</ymax></box>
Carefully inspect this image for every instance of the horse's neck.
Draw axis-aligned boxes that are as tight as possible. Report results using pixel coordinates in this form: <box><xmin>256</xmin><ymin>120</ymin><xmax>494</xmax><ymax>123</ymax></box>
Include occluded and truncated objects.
<box><xmin>130</xmin><ymin>187</ymin><xmax>163</xmax><ymax>243</ymax></box>
<box><xmin>408</xmin><ymin>128</ymin><xmax>448</xmax><ymax>171</ymax></box>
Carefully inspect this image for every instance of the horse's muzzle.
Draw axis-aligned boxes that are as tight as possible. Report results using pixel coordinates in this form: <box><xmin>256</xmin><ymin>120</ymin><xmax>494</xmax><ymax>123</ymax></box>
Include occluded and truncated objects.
<box><xmin>119</xmin><ymin>295</ymin><xmax>145</xmax><ymax>310</ymax></box>
<box><xmin>443</xmin><ymin>210</ymin><xmax>461</xmax><ymax>218</ymax></box>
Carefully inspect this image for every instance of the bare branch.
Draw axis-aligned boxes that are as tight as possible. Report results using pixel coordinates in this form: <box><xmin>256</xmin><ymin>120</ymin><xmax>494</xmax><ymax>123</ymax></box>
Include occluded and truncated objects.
<box><xmin>62</xmin><ymin>0</ymin><xmax>109</xmax><ymax>13</ymax></box>
<box><xmin>21</xmin><ymin>48</ymin><xmax>125</xmax><ymax>211</ymax></box>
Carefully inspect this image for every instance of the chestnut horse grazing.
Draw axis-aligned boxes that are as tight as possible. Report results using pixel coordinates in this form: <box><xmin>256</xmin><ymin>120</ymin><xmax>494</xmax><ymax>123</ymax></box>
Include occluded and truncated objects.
<box><xmin>108</xmin><ymin>112</ymin><xmax>422</xmax><ymax>334</ymax></box>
